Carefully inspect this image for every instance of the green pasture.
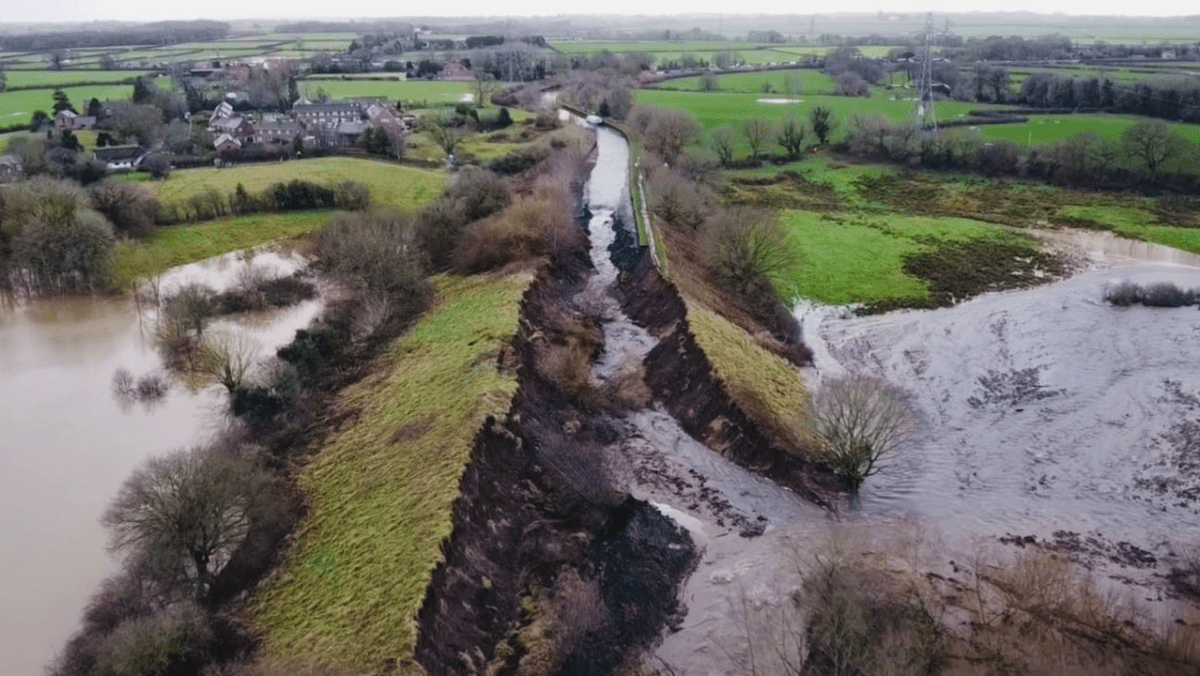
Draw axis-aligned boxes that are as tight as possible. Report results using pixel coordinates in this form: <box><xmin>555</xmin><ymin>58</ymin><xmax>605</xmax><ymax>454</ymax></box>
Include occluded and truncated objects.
<box><xmin>1</xmin><ymin>70</ymin><xmax>146</xmax><ymax>88</ymax></box>
<box><xmin>144</xmin><ymin>157</ymin><xmax>447</xmax><ymax>210</ymax></box>
<box><xmin>652</xmin><ymin>69</ymin><xmax>836</xmax><ymax>94</ymax></box>
<box><xmin>0</xmin><ymin>84</ymin><xmax>132</xmax><ymax>121</ymax></box>
<box><xmin>298</xmin><ymin>79</ymin><xmax>473</xmax><ymax>105</ymax></box>
<box><xmin>253</xmin><ymin>271</ymin><xmax>531</xmax><ymax>671</ymax></box>
<box><xmin>976</xmin><ymin>114</ymin><xmax>1200</xmax><ymax>145</ymax></box>
<box><xmin>637</xmin><ymin>89</ymin><xmax>993</xmax><ymax>138</ymax></box>
<box><xmin>551</xmin><ymin>40</ymin><xmax>775</xmax><ymax>54</ymax></box>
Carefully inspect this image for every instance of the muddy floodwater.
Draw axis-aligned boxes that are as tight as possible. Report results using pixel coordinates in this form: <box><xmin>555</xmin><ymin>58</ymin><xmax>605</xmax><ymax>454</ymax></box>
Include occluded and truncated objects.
<box><xmin>0</xmin><ymin>249</ymin><xmax>321</xmax><ymax>676</ymax></box>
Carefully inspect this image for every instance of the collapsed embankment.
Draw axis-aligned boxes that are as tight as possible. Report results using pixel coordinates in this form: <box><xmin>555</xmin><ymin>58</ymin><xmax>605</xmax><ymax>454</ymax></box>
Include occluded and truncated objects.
<box><xmin>414</xmin><ymin>253</ymin><xmax>696</xmax><ymax>676</ymax></box>
<box><xmin>620</xmin><ymin>253</ymin><xmax>841</xmax><ymax>506</ymax></box>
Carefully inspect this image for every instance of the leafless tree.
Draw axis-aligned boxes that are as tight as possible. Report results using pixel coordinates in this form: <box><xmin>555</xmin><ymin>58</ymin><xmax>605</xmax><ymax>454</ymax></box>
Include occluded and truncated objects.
<box><xmin>643</xmin><ymin>108</ymin><xmax>702</xmax><ymax>164</ymax></box>
<box><xmin>742</xmin><ymin>118</ymin><xmax>775</xmax><ymax>161</ymax></box>
<box><xmin>473</xmin><ymin>69</ymin><xmax>497</xmax><ymax>108</ymax></box>
<box><xmin>422</xmin><ymin>113</ymin><xmax>470</xmax><ymax>158</ymax></box>
<box><xmin>711</xmin><ymin>125</ymin><xmax>737</xmax><ymax>166</ymax></box>
<box><xmin>811</xmin><ymin>374</ymin><xmax>917</xmax><ymax>488</ymax></box>
<box><xmin>776</xmin><ymin>116</ymin><xmax>808</xmax><ymax>160</ymax></box>
<box><xmin>200</xmin><ymin>330</ymin><xmax>261</xmax><ymax>393</ymax></box>
<box><xmin>102</xmin><ymin>446</ymin><xmax>268</xmax><ymax>601</ymax></box>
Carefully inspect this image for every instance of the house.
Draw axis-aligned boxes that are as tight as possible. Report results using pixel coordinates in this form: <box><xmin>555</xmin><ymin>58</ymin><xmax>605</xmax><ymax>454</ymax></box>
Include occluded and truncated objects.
<box><xmin>211</xmin><ymin>101</ymin><xmax>234</xmax><ymax>122</ymax></box>
<box><xmin>93</xmin><ymin>145</ymin><xmax>145</xmax><ymax>172</ymax></box>
<box><xmin>54</xmin><ymin>110</ymin><xmax>96</xmax><ymax>131</ymax></box>
<box><xmin>293</xmin><ymin>102</ymin><xmax>365</xmax><ymax>130</ymax></box>
<box><xmin>213</xmin><ymin>134</ymin><xmax>242</xmax><ymax>154</ymax></box>
<box><xmin>335</xmin><ymin>120</ymin><xmax>370</xmax><ymax>146</ymax></box>
<box><xmin>0</xmin><ymin>155</ymin><xmax>21</xmax><ymax>182</ymax></box>
<box><xmin>255</xmin><ymin>118</ymin><xmax>303</xmax><ymax>146</ymax></box>
<box><xmin>208</xmin><ymin>116</ymin><xmax>255</xmax><ymax>144</ymax></box>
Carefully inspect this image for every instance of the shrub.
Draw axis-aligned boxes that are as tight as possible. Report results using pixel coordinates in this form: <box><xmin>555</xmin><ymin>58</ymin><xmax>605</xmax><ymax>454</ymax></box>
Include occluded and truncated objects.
<box><xmin>93</xmin><ymin>604</ymin><xmax>213</xmax><ymax>676</ymax></box>
<box><xmin>453</xmin><ymin>193</ymin><xmax>582</xmax><ymax>274</ymax></box>
<box><xmin>333</xmin><ymin>181</ymin><xmax>371</xmax><ymax>211</ymax></box>
<box><xmin>1141</xmin><ymin>281</ymin><xmax>1195</xmax><ymax>307</ymax></box>
<box><xmin>648</xmin><ymin>168</ymin><xmax>708</xmax><ymax>229</ymax></box>
<box><xmin>1104</xmin><ymin>280</ymin><xmax>1141</xmax><ymax>306</ymax></box>
<box><xmin>703</xmin><ymin>207</ymin><xmax>798</xmax><ymax>313</ymax></box>
<box><xmin>88</xmin><ymin>180</ymin><xmax>159</xmax><ymax>238</ymax></box>
<box><xmin>270</xmin><ymin>180</ymin><xmax>337</xmax><ymax>211</ymax></box>
<box><xmin>445</xmin><ymin>166</ymin><xmax>509</xmax><ymax>222</ymax></box>
<box><xmin>11</xmin><ymin>208</ymin><xmax>115</xmax><ymax>293</ymax></box>
<box><xmin>315</xmin><ymin>210</ymin><xmax>429</xmax><ymax>299</ymax></box>
<box><xmin>415</xmin><ymin>197</ymin><xmax>469</xmax><ymax>272</ymax></box>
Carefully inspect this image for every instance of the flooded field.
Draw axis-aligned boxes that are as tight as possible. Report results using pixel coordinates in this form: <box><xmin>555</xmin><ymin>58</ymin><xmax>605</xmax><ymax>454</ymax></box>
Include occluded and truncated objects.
<box><xmin>0</xmin><ymin>248</ymin><xmax>321</xmax><ymax>676</ymax></box>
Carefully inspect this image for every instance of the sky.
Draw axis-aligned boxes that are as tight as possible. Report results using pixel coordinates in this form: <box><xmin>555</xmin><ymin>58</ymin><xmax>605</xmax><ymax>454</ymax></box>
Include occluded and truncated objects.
<box><xmin>0</xmin><ymin>1</ymin><xmax>1197</xmax><ymax>25</ymax></box>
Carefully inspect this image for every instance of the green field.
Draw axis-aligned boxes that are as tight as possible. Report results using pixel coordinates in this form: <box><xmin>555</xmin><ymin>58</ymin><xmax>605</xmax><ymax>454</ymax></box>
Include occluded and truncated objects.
<box><xmin>297</xmin><ymin>79</ymin><xmax>473</xmax><ymax>104</ymax></box>
<box><xmin>976</xmin><ymin>114</ymin><xmax>1200</xmax><ymax>146</ymax></box>
<box><xmin>145</xmin><ymin>157</ymin><xmax>448</xmax><ymax>209</ymax></box>
<box><xmin>111</xmin><ymin>210</ymin><xmax>336</xmax><ymax>285</ymax></box>
<box><xmin>0</xmin><ymin>84</ymin><xmax>132</xmax><ymax>121</ymax></box>
<box><xmin>637</xmin><ymin>89</ymin><xmax>994</xmax><ymax>141</ymax></box>
<box><xmin>776</xmin><ymin>212</ymin><xmax>1021</xmax><ymax>305</ymax></box>
<box><xmin>253</xmin><ymin>271</ymin><xmax>530</xmax><ymax>670</ymax></box>
<box><xmin>0</xmin><ymin>70</ymin><xmax>147</xmax><ymax>88</ymax></box>
<box><xmin>653</xmin><ymin>69</ymin><xmax>836</xmax><ymax>94</ymax></box>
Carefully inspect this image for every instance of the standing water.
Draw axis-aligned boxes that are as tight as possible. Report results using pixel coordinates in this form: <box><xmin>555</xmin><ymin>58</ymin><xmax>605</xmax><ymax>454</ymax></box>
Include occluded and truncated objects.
<box><xmin>0</xmin><ymin>247</ymin><xmax>322</xmax><ymax>676</ymax></box>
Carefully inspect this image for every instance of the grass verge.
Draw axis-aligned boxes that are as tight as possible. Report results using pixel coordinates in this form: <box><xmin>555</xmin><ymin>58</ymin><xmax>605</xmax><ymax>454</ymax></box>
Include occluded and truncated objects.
<box><xmin>251</xmin><ymin>272</ymin><xmax>531</xmax><ymax>672</ymax></box>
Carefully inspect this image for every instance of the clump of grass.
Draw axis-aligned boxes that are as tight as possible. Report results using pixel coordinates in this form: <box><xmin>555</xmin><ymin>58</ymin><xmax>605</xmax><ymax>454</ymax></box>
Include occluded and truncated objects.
<box><xmin>252</xmin><ymin>273</ymin><xmax>532</xmax><ymax>670</ymax></box>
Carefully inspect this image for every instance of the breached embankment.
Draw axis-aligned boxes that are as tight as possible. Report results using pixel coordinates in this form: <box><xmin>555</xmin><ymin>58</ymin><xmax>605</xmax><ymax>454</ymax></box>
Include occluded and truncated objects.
<box><xmin>416</xmin><ymin>122</ymin><xmax>844</xmax><ymax>675</ymax></box>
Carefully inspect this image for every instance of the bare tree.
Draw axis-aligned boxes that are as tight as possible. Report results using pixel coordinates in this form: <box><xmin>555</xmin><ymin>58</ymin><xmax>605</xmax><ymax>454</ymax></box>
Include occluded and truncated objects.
<box><xmin>422</xmin><ymin>113</ymin><xmax>470</xmax><ymax>158</ymax></box>
<box><xmin>776</xmin><ymin>116</ymin><xmax>808</xmax><ymax>160</ymax></box>
<box><xmin>699</xmin><ymin>72</ymin><xmax>719</xmax><ymax>91</ymax></box>
<box><xmin>742</xmin><ymin>118</ymin><xmax>774</xmax><ymax>161</ymax></box>
<box><xmin>473</xmin><ymin>69</ymin><xmax>497</xmax><ymax>108</ymax></box>
<box><xmin>201</xmin><ymin>330</ymin><xmax>261</xmax><ymax>393</ymax></box>
<box><xmin>711</xmin><ymin>125</ymin><xmax>737</xmax><ymax>167</ymax></box>
<box><xmin>810</xmin><ymin>374</ymin><xmax>917</xmax><ymax>488</ymax></box>
<box><xmin>644</xmin><ymin>108</ymin><xmax>702</xmax><ymax>164</ymax></box>
<box><xmin>102</xmin><ymin>446</ymin><xmax>268</xmax><ymax>600</ymax></box>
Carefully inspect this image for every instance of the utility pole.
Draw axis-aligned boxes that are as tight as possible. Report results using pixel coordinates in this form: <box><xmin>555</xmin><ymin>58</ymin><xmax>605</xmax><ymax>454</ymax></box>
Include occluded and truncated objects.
<box><xmin>916</xmin><ymin>12</ymin><xmax>939</xmax><ymax>134</ymax></box>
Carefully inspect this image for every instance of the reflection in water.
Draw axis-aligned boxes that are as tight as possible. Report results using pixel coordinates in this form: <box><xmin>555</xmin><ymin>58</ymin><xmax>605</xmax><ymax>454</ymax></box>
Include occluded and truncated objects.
<box><xmin>0</xmin><ymin>249</ymin><xmax>323</xmax><ymax>676</ymax></box>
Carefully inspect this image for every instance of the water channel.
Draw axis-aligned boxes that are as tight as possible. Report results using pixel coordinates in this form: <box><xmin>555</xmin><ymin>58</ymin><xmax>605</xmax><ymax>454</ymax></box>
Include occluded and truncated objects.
<box><xmin>0</xmin><ymin>248</ymin><xmax>322</xmax><ymax>676</ymax></box>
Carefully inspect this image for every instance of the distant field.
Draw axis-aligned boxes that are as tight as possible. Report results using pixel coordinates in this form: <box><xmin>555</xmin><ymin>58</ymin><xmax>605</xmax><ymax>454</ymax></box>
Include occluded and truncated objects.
<box><xmin>297</xmin><ymin>79</ymin><xmax>473</xmax><ymax>104</ymax></box>
<box><xmin>1</xmin><ymin>129</ymin><xmax>99</xmax><ymax>152</ymax></box>
<box><xmin>976</xmin><ymin>114</ymin><xmax>1200</xmax><ymax>145</ymax></box>
<box><xmin>636</xmin><ymin>89</ymin><xmax>995</xmax><ymax>140</ymax></box>
<box><xmin>253</xmin><ymin>271</ymin><xmax>531</xmax><ymax>670</ymax></box>
<box><xmin>1</xmin><ymin>70</ymin><xmax>146</xmax><ymax>88</ymax></box>
<box><xmin>145</xmin><ymin>157</ymin><xmax>448</xmax><ymax>209</ymax></box>
<box><xmin>0</xmin><ymin>84</ymin><xmax>132</xmax><ymax>121</ymax></box>
<box><xmin>652</xmin><ymin>69</ymin><xmax>836</xmax><ymax>94</ymax></box>
<box><xmin>551</xmin><ymin>40</ymin><xmax>776</xmax><ymax>54</ymax></box>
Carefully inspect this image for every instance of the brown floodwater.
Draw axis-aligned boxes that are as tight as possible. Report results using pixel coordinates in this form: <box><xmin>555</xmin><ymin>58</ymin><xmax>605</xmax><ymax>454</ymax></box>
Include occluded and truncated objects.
<box><xmin>0</xmin><ymin>248</ymin><xmax>321</xmax><ymax>676</ymax></box>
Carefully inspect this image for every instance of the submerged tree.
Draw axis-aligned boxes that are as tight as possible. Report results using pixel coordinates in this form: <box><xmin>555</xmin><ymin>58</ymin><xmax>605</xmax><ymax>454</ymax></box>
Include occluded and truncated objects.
<box><xmin>811</xmin><ymin>374</ymin><xmax>917</xmax><ymax>488</ymax></box>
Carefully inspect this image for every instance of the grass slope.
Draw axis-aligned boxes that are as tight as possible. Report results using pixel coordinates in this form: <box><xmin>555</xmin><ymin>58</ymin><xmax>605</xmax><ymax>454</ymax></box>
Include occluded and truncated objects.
<box><xmin>145</xmin><ymin>157</ymin><xmax>447</xmax><ymax>209</ymax></box>
<box><xmin>252</xmin><ymin>272</ymin><xmax>531</xmax><ymax>671</ymax></box>
<box><xmin>685</xmin><ymin>300</ymin><xmax>813</xmax><ymax>453</ymax></box>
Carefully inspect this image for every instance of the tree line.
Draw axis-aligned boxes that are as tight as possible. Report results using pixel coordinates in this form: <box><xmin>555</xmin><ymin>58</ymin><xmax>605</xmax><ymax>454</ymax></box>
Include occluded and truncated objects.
<box><xmin>0</xmin><ymin>21</ymin><xmax>229</xmax><ymax>51</ymax></box>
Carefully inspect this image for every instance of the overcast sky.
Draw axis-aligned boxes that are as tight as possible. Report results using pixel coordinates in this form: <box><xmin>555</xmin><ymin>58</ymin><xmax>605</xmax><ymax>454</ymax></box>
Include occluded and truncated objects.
<box><xmin>1</xmin><ymin>1</ymin><xmax>1196</xmax><ymax>25</ymax></box>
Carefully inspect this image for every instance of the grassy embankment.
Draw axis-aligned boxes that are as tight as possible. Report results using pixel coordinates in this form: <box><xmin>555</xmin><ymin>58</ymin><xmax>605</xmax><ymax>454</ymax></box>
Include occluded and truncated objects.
<box><xmin>252</xmin><ymin>272</ymin><xmax>531</xmax><ymax>672</ymax></box>
<box><xmin>111</xmin><ymin>158</ymin><xmax>447</xmax><ymax>285</ymax></box>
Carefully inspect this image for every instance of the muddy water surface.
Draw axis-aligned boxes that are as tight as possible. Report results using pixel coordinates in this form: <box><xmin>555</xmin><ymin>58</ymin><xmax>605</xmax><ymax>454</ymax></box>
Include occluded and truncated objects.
<box><xmin>0</xmin><ymin>248</ymin><xmax>320</xmax><ymax>676</ymax></box>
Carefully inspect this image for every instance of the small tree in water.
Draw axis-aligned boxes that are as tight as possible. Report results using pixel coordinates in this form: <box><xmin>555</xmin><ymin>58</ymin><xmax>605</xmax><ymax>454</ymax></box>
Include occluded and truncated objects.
<box><xmin>811</xmin><ymin>374</ymin><xmax>917</xmax><ymax>489</ymax></box>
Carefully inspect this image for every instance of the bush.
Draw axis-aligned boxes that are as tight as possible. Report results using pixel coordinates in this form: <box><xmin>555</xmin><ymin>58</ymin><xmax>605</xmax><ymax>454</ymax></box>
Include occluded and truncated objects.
<box><xmin>93</xmin><ymin>604</ymin><xmax>213</xmax><ymax>676</ymax></box>
<box><xmin>703</xmin><ymin>207</ymin><xmax>798</xmax><ymax>313</ymax></box>
<box><xmin>1104</xmin><ymin>281</ymin><xmax>1197</xmax><ymax>307</ymax></box>
<box><xmin>11</xmin><ymin>208</ymin><xmax>115</xmax><ymax>293</ymax></box>
<box><xmin>1104</xmin><ymin>280</ymin><xmax>1141</xmax><ymax>306</ymax></box>
<box><xmin>648</xmin><ymin>168</ymin><xmax>708</xmax><ymax>229</ymax></box>
<box><xmin>270</xmin><ymin>180</ymin><xmax>337</xmax><ymax>211</ymax></box>
<box><xmin>332</xmin><ymin>181</ymin><xmax>371</xmax><ymax>211</ymax></box>
<box><xmin>314</xmin><ymin>210</ymin><xmax>429</xmax><ymax>299</ymax></box>
<box><xmin>445</xmin><ymin>166</ymin><xmax>509</xmax><ymax>222</ymax></box>
<box><xmin>453</xmin><ymin>194</ymin><xmax>578</xmax><ymax>273</ymax></box>
<box><xmin>415</xmin><ymin>197</ymin><xmax>469</xmax><ymax>272</ymax></box>
<box><xmin>89</xmin><ymin>180</ymin><xmax>158</xmax><ymax>238</ymax></box>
